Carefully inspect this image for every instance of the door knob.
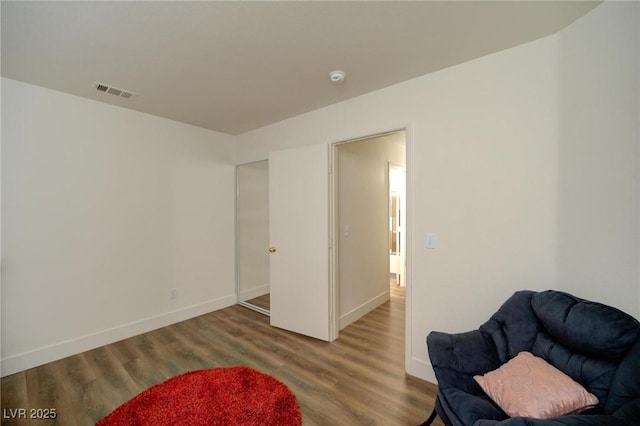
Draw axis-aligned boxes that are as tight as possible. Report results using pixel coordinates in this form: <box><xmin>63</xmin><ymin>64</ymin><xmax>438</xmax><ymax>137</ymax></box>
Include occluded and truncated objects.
<box><xmin>269</xmin><ymin>246</ymin><xmax>277</xmax><ymax>253</ymax></box>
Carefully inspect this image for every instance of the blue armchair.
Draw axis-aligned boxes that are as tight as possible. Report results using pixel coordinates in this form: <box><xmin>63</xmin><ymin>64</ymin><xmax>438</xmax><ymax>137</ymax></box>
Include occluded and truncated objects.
<box><xmin>423</xmin><ymin>290</ymin><xmax>640</xmax><ymax>426</ymax></box>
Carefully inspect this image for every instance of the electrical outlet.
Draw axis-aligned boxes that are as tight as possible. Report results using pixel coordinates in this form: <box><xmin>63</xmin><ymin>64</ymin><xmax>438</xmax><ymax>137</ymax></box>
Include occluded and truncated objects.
<box><xmin>170</xmin><ymin>289</ymin><xmax>177</xmax><ymax>300</ymax></box>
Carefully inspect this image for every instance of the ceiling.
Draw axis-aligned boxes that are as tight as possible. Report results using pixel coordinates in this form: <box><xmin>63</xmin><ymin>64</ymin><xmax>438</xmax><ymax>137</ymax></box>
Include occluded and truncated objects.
<box><xmin>1</xmin><ymin>1</ymin><xmax>600</xmax><ymax>136</ymax></box>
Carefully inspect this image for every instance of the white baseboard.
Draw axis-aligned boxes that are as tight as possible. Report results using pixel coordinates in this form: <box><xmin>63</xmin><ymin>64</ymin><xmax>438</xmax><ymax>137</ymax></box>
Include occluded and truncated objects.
<box><xmin>1</xmin><ymin>294</ymin><xmax>236</xmax><ymax>377</ymax></box>
<box><xmin>408</xmin><ymin>355</ymin><xmax>437</xmax><ymax>384</ymax></box>
<box><xmin>239</xmin><ymin>284</ymin><xmax>269</xmax><ymax>301</ymax></box>
<box><xmin>339</xmin><ymin>290</ymin><xmax>390</xmax><ymax>330</ymax></box>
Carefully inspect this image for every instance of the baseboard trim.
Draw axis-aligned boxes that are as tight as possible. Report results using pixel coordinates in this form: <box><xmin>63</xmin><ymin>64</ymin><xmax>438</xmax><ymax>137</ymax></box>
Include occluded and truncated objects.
<box><xmin>239</xmin><ymin>284</ymin><xmax>269</xmax><ymax>301</ymax></box>
<box><xmin>339</xmin><ymin>290</ymin><xmax>390</xmax><ymax>330</ymax></box>
<box><xmin>408</xmin><ymin>356</ymin><xmax>437</xmax><ymax>384</ymax></box>
<box><xmin>1</xmin><ymin>294</ymin><xmax>236</xmax><ymax>377</ymax></box>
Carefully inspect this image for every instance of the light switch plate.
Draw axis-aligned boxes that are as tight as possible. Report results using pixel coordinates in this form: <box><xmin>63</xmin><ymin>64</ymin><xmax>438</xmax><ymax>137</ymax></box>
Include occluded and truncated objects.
<box><xmin>425</xmin><ymin>233</ymin><xmax>437</xmax><ymax>249</ymax></box>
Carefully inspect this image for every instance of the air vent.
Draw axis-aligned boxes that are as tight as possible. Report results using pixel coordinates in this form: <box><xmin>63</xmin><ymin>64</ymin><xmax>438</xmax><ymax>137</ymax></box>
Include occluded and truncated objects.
<box><xmin>95</xmin><ymin>82</ymin><xmax>136</xmax><ymax>100</ymax></box>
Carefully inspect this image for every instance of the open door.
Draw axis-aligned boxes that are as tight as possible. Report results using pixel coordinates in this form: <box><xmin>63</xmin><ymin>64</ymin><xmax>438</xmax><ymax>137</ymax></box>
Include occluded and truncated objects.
<box><xmin>269</xmin><ymin>144</ymin><xmax>333</xmax><ymax>341</ymax></box>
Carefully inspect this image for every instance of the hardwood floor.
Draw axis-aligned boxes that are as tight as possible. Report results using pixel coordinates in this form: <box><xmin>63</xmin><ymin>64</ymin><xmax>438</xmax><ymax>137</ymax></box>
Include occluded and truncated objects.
<box><xmin>243</xmin><ymin>292</ymin><xmax>270</xmax><ymax>311</ymax></box>
<box><xmin>1</xmin><ymin>285</ymin><xmax>443</xmax><ymax>425</ymax></box>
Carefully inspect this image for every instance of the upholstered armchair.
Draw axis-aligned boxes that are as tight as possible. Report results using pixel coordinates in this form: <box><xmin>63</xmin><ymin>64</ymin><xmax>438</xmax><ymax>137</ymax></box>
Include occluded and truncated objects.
<box><xmin>423</xmin><ymin>290</ymin><xmax>640</xmax><ymax>426</ymax></box>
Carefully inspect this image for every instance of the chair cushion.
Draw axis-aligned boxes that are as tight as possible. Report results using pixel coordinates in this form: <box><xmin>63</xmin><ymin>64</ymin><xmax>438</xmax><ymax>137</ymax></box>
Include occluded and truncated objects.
<box><xmin>531</xmin><ymin>291</ymin><xmax>640</xmax><ymax>362</ymax></box>
<box><xmin>479</xmin><ymin>291</ymin><xmax>540</xmax><ymax>363</ymax></box>
<box><xmin>604</xmin><ymin>339</ymin><xmax>640</xmax><ymax>415</ymax></box>
<box><xmin>439</xmin><ymin>388</ymin><xmax>507</xmax><ymax>425</ymax></box>
<box><xmin>531</xmin><ymin>332</ymin><xmax>616</xmax><ymax>410</ymax></box>
<box><xmin>474</xmin><ymin>352</ymin><xmax>598</xmax><ymax>419</ymax></box>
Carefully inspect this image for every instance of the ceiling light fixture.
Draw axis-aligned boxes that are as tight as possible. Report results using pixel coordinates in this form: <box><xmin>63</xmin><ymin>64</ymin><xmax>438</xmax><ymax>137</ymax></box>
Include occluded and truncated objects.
<box><xmin>329</xmin><ymin>70</ymin><xmax>346</xmax><ymax>84</ymax></box>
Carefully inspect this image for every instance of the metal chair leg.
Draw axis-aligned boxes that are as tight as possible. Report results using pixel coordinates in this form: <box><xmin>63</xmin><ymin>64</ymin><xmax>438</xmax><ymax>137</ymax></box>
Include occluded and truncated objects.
<box><xmin>419</xmin><ymin>406</ymin><xmax>438</xmax><ymax>426</ymax></box>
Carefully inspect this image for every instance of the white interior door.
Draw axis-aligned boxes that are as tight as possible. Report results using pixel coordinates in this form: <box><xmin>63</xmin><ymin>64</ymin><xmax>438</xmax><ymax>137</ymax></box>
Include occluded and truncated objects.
<box><xmin>269</xmin><ymin>144</ymin><xmax>332</xmax><ymax>341</ymax></box>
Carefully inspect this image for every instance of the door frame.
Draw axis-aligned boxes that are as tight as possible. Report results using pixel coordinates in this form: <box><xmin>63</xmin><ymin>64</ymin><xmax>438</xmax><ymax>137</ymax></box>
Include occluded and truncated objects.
<box><xmin>329</xmin><ymin>126</ymin><xmax>412</xmax><ymax>366</ymax></box>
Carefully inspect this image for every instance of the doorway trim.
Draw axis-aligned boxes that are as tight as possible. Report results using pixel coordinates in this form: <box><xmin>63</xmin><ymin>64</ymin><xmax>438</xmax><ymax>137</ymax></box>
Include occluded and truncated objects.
<box><xmin>329</xmin><ymin>125</ymin><xmax>413</xmax><ymax>373</ymax></box>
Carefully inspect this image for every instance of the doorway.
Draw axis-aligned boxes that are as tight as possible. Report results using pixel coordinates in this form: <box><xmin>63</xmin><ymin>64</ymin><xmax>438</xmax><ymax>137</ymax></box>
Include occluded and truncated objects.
<box><xmin>334</xmin><ymin>131</ymin><xmax>406</xmax><ymax>330</ymax></box>
<box><xmin>236</xmin><ymin>145</ymin><xmax>333</xmax><ymax>341</ymax></box>
<box><xmin>235</xmin><ymin>133</ymin><xmax>408</xmax><ymax>346</ymax></box>
<box><xmin>236</xmin><ymin>160</ymin><xmax>270</xmax><ymax>315</ymax></box>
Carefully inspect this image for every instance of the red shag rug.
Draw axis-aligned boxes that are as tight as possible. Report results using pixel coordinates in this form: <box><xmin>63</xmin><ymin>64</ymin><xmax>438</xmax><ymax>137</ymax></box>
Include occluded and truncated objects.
<box><xmin>96</xmin><ymin>366</ymin><xmax>301</xmax><ymax>426</ymax></box>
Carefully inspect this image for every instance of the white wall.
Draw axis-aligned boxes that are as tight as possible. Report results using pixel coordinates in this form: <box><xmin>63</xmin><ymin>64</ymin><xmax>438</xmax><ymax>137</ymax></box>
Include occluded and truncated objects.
<box><xmin>337</xmin><ymin>133</ymin><xmax>405</xmax><ymax>329</ymax></box>
<box><xmin>2</xmin><ymin>1</ymin><xmax>636</xmax><ymax>384</ymax></box>
<box><xmin>238</xmin><ymin>34</ymin><xmax>560</xmax><ymax>381</ymax></box>
<box><xmin>0</xmin><ymin>76</ymin><xmax>3</xmax><ymax>370</ymax></box>
<box><xmin>556</xmin><ymin>1</ymin><xmax>640</xmax><ymax>315</ymax></box>
<box><xmin>237</xmin><ymin>2</ymin><xmax>640</xmax><ymax>382</ymax></box>
<box><xmin>1</xmin><ymin>78</ymin><xmax>237</xmax><ymax>376</ymax></box>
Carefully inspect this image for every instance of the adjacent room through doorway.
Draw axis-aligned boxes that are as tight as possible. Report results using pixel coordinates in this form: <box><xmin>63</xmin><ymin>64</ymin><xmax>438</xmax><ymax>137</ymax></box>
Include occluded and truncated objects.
<box><xmin>389</xmin><ymin>163</ymin><xmax>406</xmax><ymax>288</ymax></box>
<box><xmin>334</xmin><ymin>130</ymin><xmax>407</xmax><ymax>331</ymax></box>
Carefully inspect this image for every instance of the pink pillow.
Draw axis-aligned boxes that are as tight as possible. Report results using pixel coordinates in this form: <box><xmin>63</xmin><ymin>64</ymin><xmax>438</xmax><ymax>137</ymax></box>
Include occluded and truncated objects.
<box><xmin>473</xmin><ymin>352</ymin><xmax>598</xmax><ymax>419</ymax></box>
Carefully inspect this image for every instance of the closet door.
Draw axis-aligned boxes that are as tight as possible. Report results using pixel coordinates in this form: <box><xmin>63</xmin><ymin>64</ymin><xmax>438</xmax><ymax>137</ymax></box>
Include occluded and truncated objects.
<box><xmin>269</xmin><ymin>144</ymin><xmax>332</xmax><ymax>341</ymax></box>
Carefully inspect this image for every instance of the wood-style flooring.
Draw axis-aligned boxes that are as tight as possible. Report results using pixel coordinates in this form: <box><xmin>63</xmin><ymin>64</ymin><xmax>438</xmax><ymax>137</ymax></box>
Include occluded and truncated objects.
<box><xmin>1</xmin><ymin>285</ymin><xmax>443</xmax><ymax>425</ymax></box>
<box><xmin>244</xmin><ymin>292</ymin><xmax>270</xmax><ymax>311</ymax></box>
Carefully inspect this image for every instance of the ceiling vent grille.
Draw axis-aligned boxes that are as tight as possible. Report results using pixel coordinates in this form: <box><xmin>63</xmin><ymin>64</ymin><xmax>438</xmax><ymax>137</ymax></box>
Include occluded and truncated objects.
<box><xmin>95</xmin><ymin>82</ymin><xmax>136</xmax><ymax>100</ymax></box>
